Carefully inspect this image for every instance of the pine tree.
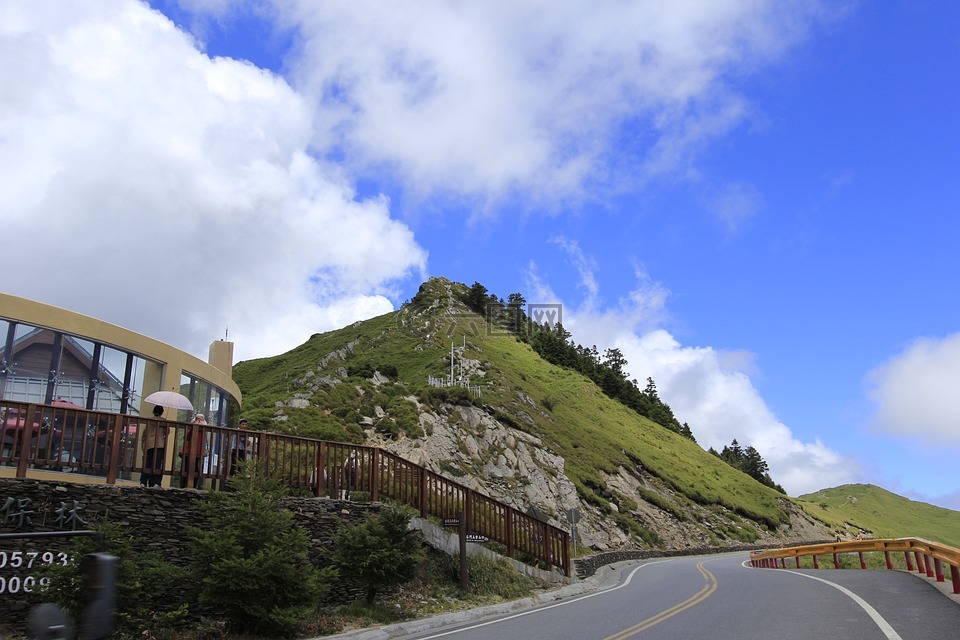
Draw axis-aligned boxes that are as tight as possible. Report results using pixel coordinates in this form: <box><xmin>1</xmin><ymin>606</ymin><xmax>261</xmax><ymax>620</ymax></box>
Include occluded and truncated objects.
<box><xmin>188</xmin><ymin>466</ymin><xmax>334</xmax><ymax>637</ymax></box>
<box><xmin>332</xmin><ymin>508</ymin><xmax>426</xmax><ymax>604</ymax></box>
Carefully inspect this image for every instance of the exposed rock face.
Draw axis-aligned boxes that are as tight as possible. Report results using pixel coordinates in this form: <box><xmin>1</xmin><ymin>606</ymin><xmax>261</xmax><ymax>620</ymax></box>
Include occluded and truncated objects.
<box><xmin>374</xmin><ymin>401</ymin><xmax>580</xmax><ymax>523</ymax></box>
<box><xmin>369</xmin><ymin>400</ymin><xmax>830</xmax><ymax>551</ymax></box>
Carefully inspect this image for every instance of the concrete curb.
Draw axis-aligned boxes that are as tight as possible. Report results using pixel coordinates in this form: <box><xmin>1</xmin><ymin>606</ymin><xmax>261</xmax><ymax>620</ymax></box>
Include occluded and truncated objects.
<box><xmin>313</xmin><ymin>561</ymin><xmax>636</xmax><ymax>640</ymax></box>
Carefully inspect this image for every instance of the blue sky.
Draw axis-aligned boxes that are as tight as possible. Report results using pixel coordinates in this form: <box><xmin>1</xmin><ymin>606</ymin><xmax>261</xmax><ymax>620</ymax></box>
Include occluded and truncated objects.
<box><xmin>2</xmin><ymin>1</ymin><xmax>957</xmax><ymax>508</ymax></box>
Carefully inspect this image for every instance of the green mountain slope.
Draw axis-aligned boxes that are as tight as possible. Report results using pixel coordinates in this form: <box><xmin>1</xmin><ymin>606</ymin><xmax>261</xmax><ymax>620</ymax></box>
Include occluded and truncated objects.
<box><xmin>798</xmin><ymin>484</ymin><xmax>960</xmax><ymax>548</ymax></box>
<box><xmin>234</xmin><ymin>277</ymin><xmax>819</xmax><ymax>549</ymax></box>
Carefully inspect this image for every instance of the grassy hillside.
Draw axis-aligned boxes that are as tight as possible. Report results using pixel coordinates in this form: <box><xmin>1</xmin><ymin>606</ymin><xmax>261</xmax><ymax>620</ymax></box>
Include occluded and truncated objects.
<box><xmin>798</xmin><ymin>484</ymin><xmax>960</xmax><ymax>548</ymax></box>
<box><xmin>234</xmin><ymin>278</ymin><xmax>793</xmax><ymax>541</ymax></box>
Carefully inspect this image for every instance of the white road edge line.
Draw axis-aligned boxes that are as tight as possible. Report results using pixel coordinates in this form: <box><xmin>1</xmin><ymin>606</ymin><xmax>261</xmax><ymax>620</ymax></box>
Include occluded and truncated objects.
<box><xmin>415</xmin><ymin>560</ymin><xmax>668</xmax><ymax>640</ymax></box>
<box><xmin>744</xmin><ymin>562</ymin><xmax>903</xmax><ymax>640</ymax></box>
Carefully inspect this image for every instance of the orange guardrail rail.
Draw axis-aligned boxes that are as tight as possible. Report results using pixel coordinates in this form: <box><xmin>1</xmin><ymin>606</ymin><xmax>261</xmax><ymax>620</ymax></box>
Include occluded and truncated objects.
<box><xmin>750</xmin><ymin>538</ymin><xmax>960</xmax><ymax>594</ymax></box>
<box><xmin>0</xmin><ymin>399</ymin><xmax>571</xmax><ymax>576</ymax></box>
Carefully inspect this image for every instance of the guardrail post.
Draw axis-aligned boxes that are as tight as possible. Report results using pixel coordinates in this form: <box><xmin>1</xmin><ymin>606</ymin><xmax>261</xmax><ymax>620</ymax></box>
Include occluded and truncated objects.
<box><xmin>952</xmin><ymin>564</ymin><xmax>960</xmax><ymax>594</ymax></box>
<box><xmin>795</xmin><ymin>557</ymin><xmax>801</xmax><ymax>569</ymax></box>
<box><xmin>812</xmin><ymin>555</ymin><xmax>819</xmax><ymax>569</ymax></box>
<box><xmin>858</xmin><ymin>551</ymin><xmax>866</xmax><ymax>570</ymax></box>
<box><xmin>905</xmin><ymin>552</ymin><xmax>914</xmax><ymax>571</ymax></box>
<box><xmin>924</xmin><ymin>555</ymin><xmax>934</xmax><ymax>578</ymax></box>
<box><xmin>833</xmin><ymin>553</ymin><xmax>840</xmax><ymax>569</ymax></box>
<box><xmin>505</xmin><ymin>510</ymin><xmax>514</xmax><ymax>559</ymax></box>
<box><xmin>915</xmin><ymin>551</ymin><xmax>925</xmax><ymax>574</ymax></box>
<box><xmin>934</xmin><ymin>558</ymin><xmax>944</xmax><ymax>582</ymax></box>
<box><xmin>884</xmin><ymin>551</ymin><xmax>893</xmax><ymax>570</ymax></box>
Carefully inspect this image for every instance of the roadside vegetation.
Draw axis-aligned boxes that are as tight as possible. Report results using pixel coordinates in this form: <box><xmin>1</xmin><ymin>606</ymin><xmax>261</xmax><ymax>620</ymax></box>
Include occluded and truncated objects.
<box><xmin>29</xmin><ymin>470</ymin><xmax>544</xmax><ymax>640</ymax></box>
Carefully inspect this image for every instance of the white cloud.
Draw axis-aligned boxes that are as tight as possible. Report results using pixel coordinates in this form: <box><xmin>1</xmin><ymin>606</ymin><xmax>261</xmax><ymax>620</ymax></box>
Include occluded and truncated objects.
<box><xmin>708</xmin><ymin>181</ymin><xmax>764</xmax><ymax>232</ymax></box>
<box><xmin>527</xmin><ymin>260</ymin><xmax>859</xmax><ymax>497</ymax></box>
<box><xmin>607</xmin><ymin>328</ymin><xmax>858</xmax><ymax>496</ymax></box>
<box><xmin>867</xmin><ymin>333</ymin><xmax>960</xmax><ymax>444</ymax></box>
<box><xmin>257</xmin><ymin>0</ymin><xmax>831</xmax><ymax>207</ymax></box>
<box><xmin>0</xmin><ymin>1</ymin><xmax>425</xmax><ymax>362</ymax></box>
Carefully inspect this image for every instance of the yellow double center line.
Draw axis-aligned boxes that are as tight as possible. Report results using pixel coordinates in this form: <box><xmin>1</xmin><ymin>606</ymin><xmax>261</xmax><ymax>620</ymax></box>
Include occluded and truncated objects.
<box><xmin>602</xmin><ymin>560</ymin><xmax>718</xmax><ymax>640</ymax></box>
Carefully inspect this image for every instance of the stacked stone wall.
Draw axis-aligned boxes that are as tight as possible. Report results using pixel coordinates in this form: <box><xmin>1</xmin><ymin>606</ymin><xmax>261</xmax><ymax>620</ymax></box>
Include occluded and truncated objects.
<box><xmin>0</xmin><ymin>478</ymin><xmax>382</xmax><ymax>628</ymax></box>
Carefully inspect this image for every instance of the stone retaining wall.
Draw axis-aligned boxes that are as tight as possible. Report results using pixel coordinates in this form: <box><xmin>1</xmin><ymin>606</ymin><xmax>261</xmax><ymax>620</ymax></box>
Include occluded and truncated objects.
<box><xmin>0</xmin><ymin>478</ymin><xmax>382</xmax><ymax>627</ymax></box>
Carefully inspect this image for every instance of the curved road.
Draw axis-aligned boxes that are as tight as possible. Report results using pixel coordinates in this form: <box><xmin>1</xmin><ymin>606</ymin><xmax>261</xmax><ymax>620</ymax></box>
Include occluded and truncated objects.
<box><xmin>391</xmin><ymin>553</ymin><xmax>960</xmax><ymax>640</ymax></box>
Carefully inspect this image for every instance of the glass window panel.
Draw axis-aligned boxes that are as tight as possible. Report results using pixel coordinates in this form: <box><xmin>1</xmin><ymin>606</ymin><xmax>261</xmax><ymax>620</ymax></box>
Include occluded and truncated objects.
<box><xmin>125</xmin><ymin>355</ymin><xmax>147</xmax><ymax>416</ymax></box>
<box><xmin>180</xmin><ymin>372</ymin><xmax>228</xmax><ymax>425</ymax></box>
<box><xmin>94</xmin><ymin>346</ymin><xmax>130</xmax><ymax>414</ymax></box>
<box><xmin>0</xmin><ymin>319</ymin><xmax>11</xmax><ymax>400</ymax></box>
<box><xmin>52</xmin><ymin>336</ymin><xmax>95</xmax><ymax>407</ymax></box>
<box><xmin>5</xmin><ymin>325</ymin><xmax>56</xmax><ymax>403</ymax></box>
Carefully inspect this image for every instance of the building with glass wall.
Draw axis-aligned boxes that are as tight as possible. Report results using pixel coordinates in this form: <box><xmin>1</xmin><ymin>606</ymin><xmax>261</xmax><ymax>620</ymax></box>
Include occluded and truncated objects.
<box><xmin>0</xmin><ymin>293</ymin><xmax>240</xmax><ymax>424</ymax></box>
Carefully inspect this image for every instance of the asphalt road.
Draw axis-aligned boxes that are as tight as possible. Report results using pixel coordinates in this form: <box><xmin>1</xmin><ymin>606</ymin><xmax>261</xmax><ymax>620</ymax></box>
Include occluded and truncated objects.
<box><xmin>331</xmin><ymin>552</ymin><xmax>960</xmax><ymax>640</ymax></box>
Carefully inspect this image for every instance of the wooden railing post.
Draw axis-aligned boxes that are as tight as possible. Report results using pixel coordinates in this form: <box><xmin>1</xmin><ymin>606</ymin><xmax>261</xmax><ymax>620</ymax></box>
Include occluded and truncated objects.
<box><xmin>15</xmin><ymin>405</ymin><xmax>37</xmax><ymax>478</ymax></box>
<box><xmin>543</xmin><ymin>524</ymin><xmax>553</xmax><ymax>571</ymax></box>
<box><xmin>105</xmin><ymin>414</ymin><xmax>123</xmax><ymax>484</ymax></box>
<box><xmin>505</xmin><ymin>509</ymin><xmax>514</xmax><ymax>559</ymax></box>
<box><xmin>314</xmin><ymin>441</ymin><xmax>325</xmax><ymax>497</ymax></box>
<box><xmin>370</xmin><ymin>448</ymin><xmax>380</xmax><ymax>502</ymax></box>
<box><xmin>464</xmin><ymin>489</ymin><xmax>473</xmax><ymax>537</ymax></box>
<box><xmin>419</xmin><ymin>468</ymin><xmax>428</xmax><ymax>518</ymax></box>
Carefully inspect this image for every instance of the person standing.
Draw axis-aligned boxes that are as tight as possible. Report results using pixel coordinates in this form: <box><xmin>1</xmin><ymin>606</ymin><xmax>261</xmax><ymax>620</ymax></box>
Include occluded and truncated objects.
<box><xmin>139</xmin><ymin>405</ymin><xmax>168</xmax><ymax>487</ymax></box>
<box><xmin>342</xmin><ymin>450</ymin><xmax>359</xmax><ymax>500</ymax></box>
<box><xmin>229</xmin><ymin>418</ymin><xmax>249</xmax><ymax>476</ymax></box>
<box><xmin>180</xmin><ymin>413</ymin><xmax>208</xmax><ymax>488</ymax></box>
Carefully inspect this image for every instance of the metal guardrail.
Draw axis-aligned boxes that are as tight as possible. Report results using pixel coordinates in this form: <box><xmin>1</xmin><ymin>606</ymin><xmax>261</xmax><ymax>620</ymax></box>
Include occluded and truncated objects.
<box><xmin>0</xmin><ymin>400</ymin><xmax>570</xmax><ymax>576</ymax></box>
<box><xmin>749</xmin><ymin>538</ymin><xmax>960</xmax><ymax>594</ymax></box>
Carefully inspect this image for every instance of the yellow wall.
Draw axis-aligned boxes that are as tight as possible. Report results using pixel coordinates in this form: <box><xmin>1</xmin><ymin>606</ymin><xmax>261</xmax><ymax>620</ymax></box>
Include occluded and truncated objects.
<box><xmin>0</xmin><ymin>292</ymin><xmax>240</xmax><ymax>404</ymax></box>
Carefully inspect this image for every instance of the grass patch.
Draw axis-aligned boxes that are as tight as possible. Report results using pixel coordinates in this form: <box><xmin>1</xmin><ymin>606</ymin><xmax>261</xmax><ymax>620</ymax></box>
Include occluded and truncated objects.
<box><xmin>796</xmin><ymin>484</ymin><xmax>960</xmax><ymax>548</ymax></box>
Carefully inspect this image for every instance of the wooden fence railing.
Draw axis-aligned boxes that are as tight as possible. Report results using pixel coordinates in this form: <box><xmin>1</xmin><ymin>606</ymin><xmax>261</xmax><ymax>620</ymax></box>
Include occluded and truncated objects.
<box><xmin>0</xmin><ymin>400</ymin><xmax>570</xmax><ymax>576</ymax></box>
<box><xmin>749</xmin><ymin>538</ymin><xmax>960</xmax><ymax>594</ymax></box>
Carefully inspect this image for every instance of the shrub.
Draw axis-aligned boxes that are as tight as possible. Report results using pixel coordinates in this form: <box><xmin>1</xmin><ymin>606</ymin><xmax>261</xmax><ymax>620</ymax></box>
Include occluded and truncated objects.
<box><xmin>188</xmin><ymin>465</ymin><xmax>336</xmax><ymax>638</ymax></box>
<box><xmin>284</xmin><ymin>406</ymin><xmax>364</xmax><ymax>442</ymax></box>
<box><xmin>388</xmin><ymin>398</ymin><xmax>423</xmax><ymax>438</ymax></box>
<box><xmin>331</xmin><ymin>508</ymin><xmax>426</xmax><ymax>604</ymax></box>
<box><xmin>40</xmin><ymin>521</ymin><xmax>189</xmax><ymax>639</ymax></box>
